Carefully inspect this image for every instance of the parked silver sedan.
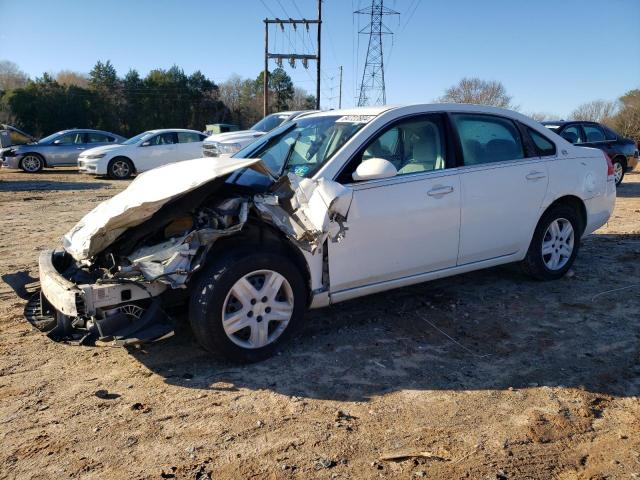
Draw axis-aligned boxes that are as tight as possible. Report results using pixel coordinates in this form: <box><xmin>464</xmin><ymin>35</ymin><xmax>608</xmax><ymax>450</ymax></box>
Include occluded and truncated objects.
<box><xmin>2</xmin><ymin>129</ymin><xmax>126</xmax><ymax>173</ymax></box>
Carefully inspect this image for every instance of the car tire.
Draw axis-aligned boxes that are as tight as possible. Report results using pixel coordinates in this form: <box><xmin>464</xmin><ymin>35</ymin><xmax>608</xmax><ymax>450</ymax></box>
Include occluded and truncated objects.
<box><xmin>612</xmin><ymin>157</ymin><xmax>625</xmax><ymax>186</ymax></box>
<box><xmin>107</xmin><ymin>157</ymin><xmax>134</xmax><ymax>179</ymax></box>
<box><xmin>521</xmin><ymin>204</ymin><xmax>582</xmax><ymax>281</ymax></box>
<box><xmin>189</xmin><ymin>248</ymin><xmax>307</xmax><ymax>362</ymax></box>
<box><xmin>20</xmin><ymin>153</ymin><xmax>44</xmax><ymax>173</ymax></box>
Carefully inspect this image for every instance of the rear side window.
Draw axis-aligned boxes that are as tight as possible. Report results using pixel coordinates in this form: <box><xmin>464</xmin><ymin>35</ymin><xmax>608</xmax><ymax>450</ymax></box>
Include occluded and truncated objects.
<box><xmin>602</xmin><ymin>126</ymin><xmax>618</xmax><ymax>141</ymax></box>
<box><xmin>452</xmin><ymin>114</ymin><xmax>524</xmax><ymax>165</ymax></box>
<box><xmin>177</xmin><ymin>132</ymin><xmax>202</xmax><ymax>143</ymax></box>
<box><xmin>583</xmin><ymin>124</ymin><xmax>606</xmax><ymax>142</ymax></box>
<box><xmin>528</xmin><ymin>128</ymin><xmax>556</xmax><ymax>156</ymax></box>
<box><xmin>86</xmin><ymin>133</ymin><xmax>110</xmax><ymax>143</ymax></box>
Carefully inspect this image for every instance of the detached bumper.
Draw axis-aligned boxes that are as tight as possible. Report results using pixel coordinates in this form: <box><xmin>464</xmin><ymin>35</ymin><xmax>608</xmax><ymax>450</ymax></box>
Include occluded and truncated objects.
<box><xmin>28</xmin><ymin>250</ymin><xmax>174</xmax><ymax>345</ymax></box>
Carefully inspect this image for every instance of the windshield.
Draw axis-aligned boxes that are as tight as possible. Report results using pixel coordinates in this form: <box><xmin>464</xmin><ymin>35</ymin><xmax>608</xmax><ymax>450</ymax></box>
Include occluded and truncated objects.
<box><xmin>250</xmin><ymin>113</ymin><xmax>291</xmax><ymax>132</ymax></box>
<box><xmin>123</xmin><ymin>131</ymin><xmax>153</xmax><ymax>145</ymax></box>
<box><xmin>230</xmin><ymin>115</ymin><xmax>369</xmax><ymax>184</ymax></box>
<box><xmin>38</xmin><ymin>131</ymin><xmax>65</xmax><ymax>144</ymax></box>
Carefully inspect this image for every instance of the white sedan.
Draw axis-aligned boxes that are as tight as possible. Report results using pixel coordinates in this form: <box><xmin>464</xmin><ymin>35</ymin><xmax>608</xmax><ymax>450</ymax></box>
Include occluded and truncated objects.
<box><xmin>78</xmin><ymin>129</ymin><xmax>207</xmax><ymax>179</ymax></box>
<box><xmin>32</xmin><ymin>104</ymin><xmax>616</xmax><ymax>362</ymax></box>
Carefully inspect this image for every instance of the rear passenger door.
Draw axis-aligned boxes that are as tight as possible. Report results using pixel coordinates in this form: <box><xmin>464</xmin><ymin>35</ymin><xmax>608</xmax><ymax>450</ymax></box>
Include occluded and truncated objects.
<box><xmin>452</xmin><ymin>113</ymin><xmax>549</xmax><ymax>265</ymax></box>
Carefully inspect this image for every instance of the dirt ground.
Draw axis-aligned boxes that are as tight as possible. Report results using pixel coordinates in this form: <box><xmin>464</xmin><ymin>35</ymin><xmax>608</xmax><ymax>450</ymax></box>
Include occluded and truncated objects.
<box><xmin>0</xmin><ymin>167</ymin><xmax>639</xmax><ymax>480</ymax></box>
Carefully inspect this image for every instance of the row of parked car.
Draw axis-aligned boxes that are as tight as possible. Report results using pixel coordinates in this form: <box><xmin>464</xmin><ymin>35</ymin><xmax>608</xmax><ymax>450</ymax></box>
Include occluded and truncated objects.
<box><xmin>1</xmin><ymin>111</ymin><xmax>638</xmax><ymax>185</ymax></box>
<box><xmin>0</xmin><ymin>111</ymin><xmax>309</xmax><ymax>179</ymax></box>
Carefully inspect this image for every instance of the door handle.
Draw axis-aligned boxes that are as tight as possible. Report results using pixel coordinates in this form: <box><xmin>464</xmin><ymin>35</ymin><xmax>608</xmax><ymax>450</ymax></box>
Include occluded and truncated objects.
<box><xmin>76</xmin><ymin>147</ymin><xmax>85</xmax><ymax>150</ymax></box>
<box><xmin>526</xmin><ymin>171</ymin><xmax>546</xmax><ymax>181</ymax></box>
<box><xmin>427</xmin><ymin>185</ymin><xmax>454</xmax><ymax>197</ymax></box>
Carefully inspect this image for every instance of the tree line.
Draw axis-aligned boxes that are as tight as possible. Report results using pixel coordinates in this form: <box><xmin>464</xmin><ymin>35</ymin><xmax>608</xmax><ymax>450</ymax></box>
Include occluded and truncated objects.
<box><xmin>0</xmin><ymin>60</ymin><xmax>315</xmax><ymax>138</ymax></box>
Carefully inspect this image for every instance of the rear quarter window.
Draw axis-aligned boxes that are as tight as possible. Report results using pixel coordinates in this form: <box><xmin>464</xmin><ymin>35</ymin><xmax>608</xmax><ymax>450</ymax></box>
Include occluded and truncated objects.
<box><xmin>528</xmin><ymin>128</ymin><xmax>556</xmax><ymax>157</ymax></box>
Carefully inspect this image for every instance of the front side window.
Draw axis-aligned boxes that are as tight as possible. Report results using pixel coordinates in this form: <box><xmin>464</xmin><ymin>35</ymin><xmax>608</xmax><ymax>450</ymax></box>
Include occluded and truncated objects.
<box><xmin>528</xmin><ymin>128</ymin><xmax>556</xmax><ymax>156</ymax></box>
<box><xmin>583</xmin><ymin>124</ymin><xmax>606</xmax><ymax>142</ymax></box>
<box><xmin>177</xmin><ymin>132</ymin><xmax>203</xmax><ymax>143</ymax></box>
<box><xmin>357</xmin><ymin>116</ymin><xmax>447</xmax><ymax>175</ymax></box>
<box><xmin>560</xmin><ymin>125</ymin><xmax>583</xmax><ymax>144</ymax></box>
<box><xmin>56</xmin><ymin>132</ymin><xmax>84</xmax><ymax>145</ymax></box>
<box><xmin>453</xmin><ymin>114</ymin><xmax>524</xmax><ymax>165</ymax></box>
<box><xmin>148</xmin><ymin>132</ymin><xmax>177</xmax><ymax>145</ymax></box>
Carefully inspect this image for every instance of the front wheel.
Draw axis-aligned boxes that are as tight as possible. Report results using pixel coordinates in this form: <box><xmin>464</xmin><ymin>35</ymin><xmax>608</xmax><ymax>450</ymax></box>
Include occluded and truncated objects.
<box><xmin>521</xmin><ymin>205</ymin><xmax>581</xmax><ymax>281</ymax></box>
<box><xmin>612</xmin><ymin>159</ymin><xmax>625</xmax><ymax>186</ymax></box>
<box><xmin>189</xmin><ymin>249</ymin><xmax>307</xmax><ymax>362</ymax></box>
<box><xmin>20</xmin><ymin>154</ymin><xmax>44</xmax><ymax>173</ymax></box>
<box><xmin>107</xmin><ymin>157</ymin><xmax>134</xmax><ymax>179</ymax></box>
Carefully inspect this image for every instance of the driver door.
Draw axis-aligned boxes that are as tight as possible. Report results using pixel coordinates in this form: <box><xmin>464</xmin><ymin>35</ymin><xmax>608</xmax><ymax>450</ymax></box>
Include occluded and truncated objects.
<box><xmin>327</xmin><ymin>114</ymin><xmax>461</xmax><ymax>293</ymax></box>
<box><xmin>48</xmin><ymin>132</ymin><xmax>87</xmax><ymax>166</ymax></box>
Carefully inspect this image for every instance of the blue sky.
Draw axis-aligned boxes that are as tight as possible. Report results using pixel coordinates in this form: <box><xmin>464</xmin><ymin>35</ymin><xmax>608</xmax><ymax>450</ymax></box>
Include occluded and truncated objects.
<box><xmin>2</xmin><ymin>0</ymin><xmax>639</xmax><ymax>117</ymax></box>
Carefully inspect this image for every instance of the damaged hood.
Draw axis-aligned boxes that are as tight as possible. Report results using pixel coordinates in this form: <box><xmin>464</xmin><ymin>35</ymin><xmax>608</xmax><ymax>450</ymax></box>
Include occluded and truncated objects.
<box><xmin>63</xmin><ymin>157</ymin><xmax>264</xmax><ymax>261</ymax></box>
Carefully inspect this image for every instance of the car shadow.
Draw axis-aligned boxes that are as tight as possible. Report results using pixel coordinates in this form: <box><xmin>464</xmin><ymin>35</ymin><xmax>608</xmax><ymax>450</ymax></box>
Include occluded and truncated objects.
<box><xmin>615</xmin><ymin>175</ymin><xmax>640</xmax><ymax>198</ymax></box>
<box><xmin>0</xmin><ymin>180</ymin><xmax>109</xmax><ymax>192</ymax></box>
<box><xmin>129</xmin><ymin>233</ymin><xmax>640</xmax><ymax>401</ymax></box>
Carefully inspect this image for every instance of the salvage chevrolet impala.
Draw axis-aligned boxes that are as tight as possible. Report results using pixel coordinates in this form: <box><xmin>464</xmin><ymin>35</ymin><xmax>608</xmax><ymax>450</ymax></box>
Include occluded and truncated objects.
<box><xmin>28</xmin><ymin>104</ymin><xmax>616</xmax><ymax>362</ymax></box>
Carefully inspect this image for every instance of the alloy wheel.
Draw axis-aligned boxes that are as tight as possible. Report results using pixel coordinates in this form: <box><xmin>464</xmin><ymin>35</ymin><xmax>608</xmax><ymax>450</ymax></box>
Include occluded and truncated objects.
<box><xmin>221</xmin><ymin>270</ymin><xmax>294</xmax><ymax>349</ymax></box>
<box><xmin>613</xmin><ymin>162</ymin><xmax>624</xmax><ymax>185</ymax></box>
<box><xmin>541</xmin><ymin>218</ymin><xmax>574</xmax><ymax>271</ymax></box>
<box><xmin>111</xmin><ymin>160</ymin><xmax>131</xmax><ymax>178</ymax></box>
<box><xmin>21</xmin><ymin>155</ymin><xmax>42</xmax><ymax>172</ymax></box>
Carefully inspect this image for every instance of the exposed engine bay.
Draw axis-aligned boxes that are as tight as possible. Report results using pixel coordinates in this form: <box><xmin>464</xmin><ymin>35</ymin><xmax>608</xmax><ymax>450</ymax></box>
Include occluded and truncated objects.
<box><xmin>26</xmin><ymin>157</ymin><xmax>353</xmax><ymax>346</ymax></box>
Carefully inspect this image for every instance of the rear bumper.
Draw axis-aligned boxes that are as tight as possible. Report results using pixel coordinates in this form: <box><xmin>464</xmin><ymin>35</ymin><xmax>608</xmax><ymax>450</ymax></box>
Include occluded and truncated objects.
<box><xmin>583</xmin><ymin>179</ymin><xmax>616</xmax><ymax>236</ymax></box>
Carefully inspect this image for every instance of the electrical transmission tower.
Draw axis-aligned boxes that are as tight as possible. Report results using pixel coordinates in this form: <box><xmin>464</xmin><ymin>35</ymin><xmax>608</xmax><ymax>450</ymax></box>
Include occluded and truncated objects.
<box><xmin>355</xmin><ymin>0</ymin><xmax>398</xmax><ymax>106</ymax></box>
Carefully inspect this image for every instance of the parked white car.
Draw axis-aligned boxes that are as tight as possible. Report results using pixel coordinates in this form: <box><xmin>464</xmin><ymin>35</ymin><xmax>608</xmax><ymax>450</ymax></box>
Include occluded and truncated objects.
<box><xmin>78</xmin><ymin>129</ymin><xmax>207</xmax><ymax>179</ymax></box>
<box><xmin>202</xmin><ymin>111</ymin><xmax>309</xmax><ymax>158</ymax></box>
<box><xmin>31</xmin><ymin>104</ymin><xmax>616</xmax><ymax>362</ymax></box>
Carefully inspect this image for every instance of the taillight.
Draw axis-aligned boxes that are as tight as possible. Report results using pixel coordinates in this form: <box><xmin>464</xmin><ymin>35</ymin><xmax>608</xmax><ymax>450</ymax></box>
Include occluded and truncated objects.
<box><xmin>604</xmin><ymin>152</ymin><xmax>614</xmax><ymax>177</ymax></box>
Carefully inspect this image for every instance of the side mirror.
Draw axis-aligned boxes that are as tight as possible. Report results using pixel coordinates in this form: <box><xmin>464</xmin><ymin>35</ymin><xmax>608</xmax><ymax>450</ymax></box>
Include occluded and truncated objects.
<box><xmin>140</xmin><ymin>141</ymin><xmax>150</xmax><ymax>147</ymax></box>
<box><xmin>52</xmin><ymin>139</ymin><xmax>62</xmax><ymax>145</ymax></box>
<box><xmin>352</xmin><ymin>157</ymin><xmax>397</xmax><ymax>182</ymax></box>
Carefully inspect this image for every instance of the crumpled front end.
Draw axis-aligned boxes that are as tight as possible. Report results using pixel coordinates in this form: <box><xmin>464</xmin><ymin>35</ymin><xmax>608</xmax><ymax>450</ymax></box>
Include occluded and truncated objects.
<box><xmin>29</xmin><ymin>157</ymin><xmax>353</xmax><ymax>347</ymax></box>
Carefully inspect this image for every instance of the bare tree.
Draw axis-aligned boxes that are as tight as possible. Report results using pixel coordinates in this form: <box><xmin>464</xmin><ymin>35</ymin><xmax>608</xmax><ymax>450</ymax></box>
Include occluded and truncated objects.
<box><xmin>289</xmin><ymin>87</ymin><xmax>316</xmax><ymax>110</ymax></box>
<box><xmin>570</xmin><ymin>100</ymin><xmax>617</xmax><ymax>123</ymax></box>
<box><xmin>219</xmin><ymin>74</ymin><xmax>243</xmax><ymax>113</ymax></box>
<box><xmin>437</xmin><ymin>78</ymin><xmax>515</xmax><ymax>109</ymax></box>
<box><xmin>527</xmin><ymin>112</ymin><xmax>560</xmax><ymax>122</ymax></box>
<box><xmin>612</xmin><ymin>89</ymin><xmax>640</xmax><ymax>141</ymax></box>
<box><xmin>0</xmin><ymin>60</ymin><xmax>29</xmax><ymax>91</ymax></box>
<box><xmin>55</xmin><ymin>70</ymin><xmax>89</xmax><ymax>88</ymax></box>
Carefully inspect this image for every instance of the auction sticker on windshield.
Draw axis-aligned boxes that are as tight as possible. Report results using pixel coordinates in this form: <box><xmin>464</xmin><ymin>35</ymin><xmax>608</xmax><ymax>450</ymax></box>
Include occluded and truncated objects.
<box><xmin>336</xmin><ymin>115</ymin><xmax>375</xmax><ymax>124</ymax></box>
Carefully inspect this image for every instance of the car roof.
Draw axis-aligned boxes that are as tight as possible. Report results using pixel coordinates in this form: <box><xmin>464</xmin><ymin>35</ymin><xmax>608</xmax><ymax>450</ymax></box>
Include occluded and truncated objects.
<box><xmin>54</xmin><ymin>128</ymin><xmax>125</xmax><ymax>137</ymax></box>
<box><xmin>306</xmin><ymin>103</ymin><xmax>541</xmax><ymax>123</ymax></box>
<box><xmin>145</xmin><ymin>128</ymin><xmax>204</xmax><ymax>134</ymax></box>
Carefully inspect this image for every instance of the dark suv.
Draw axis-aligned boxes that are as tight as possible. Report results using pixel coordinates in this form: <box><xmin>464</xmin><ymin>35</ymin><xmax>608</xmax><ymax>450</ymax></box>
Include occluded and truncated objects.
<box><xmin>542</xmin><ymin>121</ymin><xmax>638</xmax><ymax>185</ymax></box>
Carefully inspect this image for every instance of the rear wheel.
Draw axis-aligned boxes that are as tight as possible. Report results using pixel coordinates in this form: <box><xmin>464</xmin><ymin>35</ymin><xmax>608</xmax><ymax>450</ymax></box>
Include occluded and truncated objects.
<box><xmin>612</xmin><ymin>158</ymin><xmax>625</xmax><ymax>186</ymax></box>
<box><xmin>107</xmin><ymin>157</ymin><xmax>134</xmax><ymax>179</ymax></box>
<box><xmin>20</xmin><ymin>154</ymin><xmax>44</xmax><ymax>173</ymax></box>
<box><xmin>522</xmin><ymin>205</ymin><xmax>581</xmax><ymax>280</ymax></box>
<box><xmin>189</xmin><ymin>249</ymin><xmax>307</xmax><ymax>362</ymax></box>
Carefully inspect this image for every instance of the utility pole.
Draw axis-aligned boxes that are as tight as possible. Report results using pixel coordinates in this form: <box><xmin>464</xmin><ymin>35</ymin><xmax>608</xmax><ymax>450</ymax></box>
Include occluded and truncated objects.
<box><xmin>316</xmin><ymin>0</ymin><xmax>322</xmax><ymax>110</ymax></box>
<box><xmin>338</xmin><ymin>66</ymin><xmax>343</xmax><ymax>109</ymax></box>
<box><xmin>263</xmin><ymin>0</ymin><xmax>322</xmax><ymax>117</ymax></box>
<box><xmin>355</xmin><ymin>0</ymin><xmax>398</xmax><ymax>106</ymax></box>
